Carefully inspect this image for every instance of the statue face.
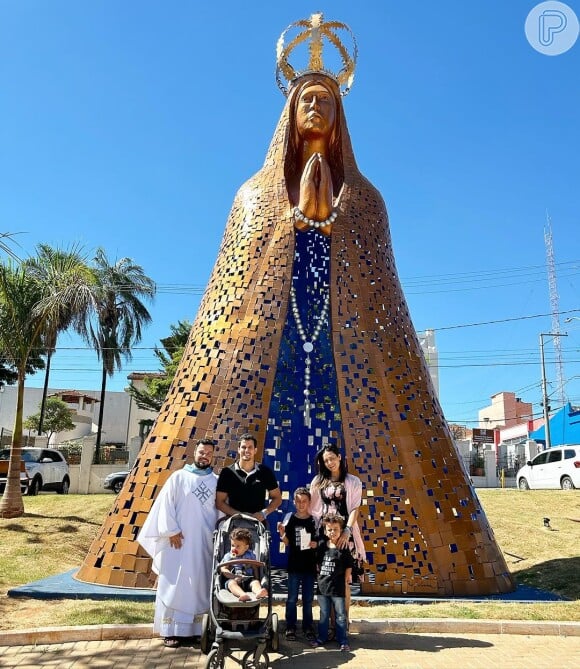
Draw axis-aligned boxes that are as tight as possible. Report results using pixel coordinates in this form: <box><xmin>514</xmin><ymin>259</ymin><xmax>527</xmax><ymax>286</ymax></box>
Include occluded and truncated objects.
<box><xmin>296</xmin><ymin>83</ymin><xmax>336</xmax><ymax>140</ymax></box>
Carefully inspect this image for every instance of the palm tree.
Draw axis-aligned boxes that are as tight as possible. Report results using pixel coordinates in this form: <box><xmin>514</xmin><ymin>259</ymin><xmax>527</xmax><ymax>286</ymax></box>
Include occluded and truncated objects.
<box><xmin>82</xmin><ymin>248</ymin><xmax>155</xmax><ymax>463</ymax></box>
<box><xmin>0</xmin><ymin>232</ymin><xmax>21</xmax><ymax>260</ymax></box>
<box><xmin>0</xmin><ymin>249</ymin><xmax>95</xmax><ymax>518</ymax></box>
<box><xmin>23</xmin><ymin>244</ymin><xmax>95</xmax><ymax>435</ymax></box>
<box><xmin>0</xmin><ymin>262</ymin><xmax>44</xmax><ymax>517</ymax></box>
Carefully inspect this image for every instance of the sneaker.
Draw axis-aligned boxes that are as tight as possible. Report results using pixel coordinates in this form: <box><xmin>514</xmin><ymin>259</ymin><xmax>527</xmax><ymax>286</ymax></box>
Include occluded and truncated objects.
<box><xmin>285</xmin><ymin>629</ymin><xmax>296</xmax><ymax>641</ymax></box>
<box><xmin>309</xmin><ymin>638</ymin><xmax>323</xmax><ymax>648</ymax></box>
<box><xmin>340</xmin><ymin>643</ymin><xmax>351</xmax><ymax>652</ymax></box>
<box><xmin>304</xmin><ymin>629</ymin><xmax>317</xmax><ymax>641</ymax></box>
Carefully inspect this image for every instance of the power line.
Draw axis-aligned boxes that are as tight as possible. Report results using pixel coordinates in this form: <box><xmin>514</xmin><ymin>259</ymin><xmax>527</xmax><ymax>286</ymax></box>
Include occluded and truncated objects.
<box><xmin>399</xmin><ymin>259</ymin><xmax>578</xmax><ymax>284</ymax></box>
<box><xmin>433</xmin><ymin>307</ymin><xmax>580</xmax><ymax>331</ymax></box>
<box><xmin>118</xmin><ymin>259</ymin><xmax>580</xmax><ymax>295</ymax></box>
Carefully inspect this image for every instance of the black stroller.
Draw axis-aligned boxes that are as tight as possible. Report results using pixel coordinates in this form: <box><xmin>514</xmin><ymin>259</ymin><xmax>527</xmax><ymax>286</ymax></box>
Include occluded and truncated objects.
<box><xmin>200</xmin><ymin>513</ymin><xmax>279</xmax><ymax>669</ymax></box>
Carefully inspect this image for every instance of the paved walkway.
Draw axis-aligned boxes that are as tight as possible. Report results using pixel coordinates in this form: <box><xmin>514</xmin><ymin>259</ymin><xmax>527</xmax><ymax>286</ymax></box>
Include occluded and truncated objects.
<box><xmin>1</xmin><ymin>622</ymin><xmax>579</xmax><ymax>669</ymax></box>
<box><xmin>1</xmin><ymin>632</ymin><xmax>580</xmax><ymax>668</ymax></box>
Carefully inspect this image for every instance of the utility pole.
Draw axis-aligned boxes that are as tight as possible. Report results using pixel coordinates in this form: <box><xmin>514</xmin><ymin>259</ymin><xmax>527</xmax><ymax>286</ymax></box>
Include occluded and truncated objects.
<box><xmin>539</xmin><ymin>332</ymin><xmax>568</xmax><ymax>450</ymax></box>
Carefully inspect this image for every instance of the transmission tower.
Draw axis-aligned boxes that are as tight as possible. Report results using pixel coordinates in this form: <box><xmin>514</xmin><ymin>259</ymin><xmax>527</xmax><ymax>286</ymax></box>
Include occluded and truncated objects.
<box><xmin>544</xmin><ymin>215</ymin><xmax>566</xmax><ymax>407</ymax></box>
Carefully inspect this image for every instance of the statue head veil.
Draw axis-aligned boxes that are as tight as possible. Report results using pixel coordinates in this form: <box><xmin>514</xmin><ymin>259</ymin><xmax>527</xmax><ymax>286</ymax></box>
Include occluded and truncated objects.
<box><xmin>261</xmin><ymin>73</ymin><xmax>359</xmax><ymax>203</ymax></box>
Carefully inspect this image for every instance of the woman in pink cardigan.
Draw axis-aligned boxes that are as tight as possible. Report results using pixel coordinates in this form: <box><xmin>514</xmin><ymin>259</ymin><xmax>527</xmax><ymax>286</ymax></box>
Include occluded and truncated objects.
<box><xmin>310</xmin><ymin>443</ymin><xmax>366</xmax><ymax>621</ymax></box>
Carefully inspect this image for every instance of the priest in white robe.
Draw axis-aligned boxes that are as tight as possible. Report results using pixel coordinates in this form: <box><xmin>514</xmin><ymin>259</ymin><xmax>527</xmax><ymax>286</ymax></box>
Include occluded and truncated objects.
<box><xmin>138</xmin><ymin>438</ymin><xmax>221</xmax><ymax>648</ymax></box>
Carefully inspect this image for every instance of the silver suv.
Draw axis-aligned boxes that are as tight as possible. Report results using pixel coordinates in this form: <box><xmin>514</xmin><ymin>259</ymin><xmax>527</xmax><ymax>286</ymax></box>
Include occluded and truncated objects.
<box><xmin>0</xmin><ymin>447</ymin><xmax>70</xmax><ymax>495</ymax></box>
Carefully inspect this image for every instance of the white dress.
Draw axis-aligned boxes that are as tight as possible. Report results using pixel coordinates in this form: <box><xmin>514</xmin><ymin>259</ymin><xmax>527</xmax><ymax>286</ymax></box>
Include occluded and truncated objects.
<box><xmin>138</xmin><ymin>467</ymin><xmax>221</xmax><ymax>637</ymax></box>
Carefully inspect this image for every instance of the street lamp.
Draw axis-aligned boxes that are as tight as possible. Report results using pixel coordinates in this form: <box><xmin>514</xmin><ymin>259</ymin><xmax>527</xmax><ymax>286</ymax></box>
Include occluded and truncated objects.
<box><xmin>539</xmin><ymin>332</ymin><xmax>568</xmax><ymax>450</ymax></box>
<box><xmin>564</xmin><ymin>316</ymin><xmax>580</xmax><ymax>323</ymax></box>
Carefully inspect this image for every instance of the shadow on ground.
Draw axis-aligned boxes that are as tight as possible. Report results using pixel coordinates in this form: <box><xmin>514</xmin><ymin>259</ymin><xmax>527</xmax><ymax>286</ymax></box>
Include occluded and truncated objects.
<box><xmin>515</xmin><ymin>557</ymin><xmax>580</xmax><ymax>601</ymax></box>
<box><xmin>266</xmin><ymin>633</ymin><xmax>493</xmax><ymax>668</ymax></box>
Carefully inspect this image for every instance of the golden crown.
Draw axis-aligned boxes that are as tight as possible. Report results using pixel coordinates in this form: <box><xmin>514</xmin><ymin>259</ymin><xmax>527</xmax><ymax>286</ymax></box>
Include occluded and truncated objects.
<box><xmin>276</xmin><ymin>13</ymin><xmax>358</xmax><ymax>97</ymax></box>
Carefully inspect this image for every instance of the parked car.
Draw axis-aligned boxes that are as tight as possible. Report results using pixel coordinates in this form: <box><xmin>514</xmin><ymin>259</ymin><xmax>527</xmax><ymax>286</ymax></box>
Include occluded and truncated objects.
<box><xmin>0</xmin><ymin>447</ymin><xmax>70</xmax><ymax>495</ymax></box>
<box><xmin>516</xmin><ymin>445</ymin><xmax>580</xmax><ymax>490</ymax></box>
<box><xmin>103</xmin><ymin>470</ymin><xmax>129</xmax><ymax>494</ymax></box>
<box><xmin>0</xmin><ymin>452</ymin><xmax>29</xmax><ymax>494</ymax></box>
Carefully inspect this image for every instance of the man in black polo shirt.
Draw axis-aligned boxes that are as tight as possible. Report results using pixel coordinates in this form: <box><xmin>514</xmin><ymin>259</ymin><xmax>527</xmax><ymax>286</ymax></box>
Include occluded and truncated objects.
<box><xmin>216</xmin><ymin>433</ymin><xmax>282</xmax><ymax>523</ymax></box>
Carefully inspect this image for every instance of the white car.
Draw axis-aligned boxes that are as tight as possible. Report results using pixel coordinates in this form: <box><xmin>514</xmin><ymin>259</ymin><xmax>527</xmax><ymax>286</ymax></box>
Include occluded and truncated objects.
<box><xmin>0</xmin><ymin>452</ymin><xmax>29</xmax><ymax>494</ymax></box>
<box><xmin>516</xmin><ymin>445</ymin><xmax>580</xmax><ymax>490</ymax></box>
<box><xmin>0</xmin><ymin>447</ymin><xmax>70</xmax><ymax>495</ymax></box>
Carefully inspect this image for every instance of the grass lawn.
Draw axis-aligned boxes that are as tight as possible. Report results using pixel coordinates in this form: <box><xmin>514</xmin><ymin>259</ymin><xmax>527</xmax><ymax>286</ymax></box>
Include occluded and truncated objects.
<box><xmin>0</xmin><ymin>489</ymin><xmax>579</xmax><ymax>630</ymax></box>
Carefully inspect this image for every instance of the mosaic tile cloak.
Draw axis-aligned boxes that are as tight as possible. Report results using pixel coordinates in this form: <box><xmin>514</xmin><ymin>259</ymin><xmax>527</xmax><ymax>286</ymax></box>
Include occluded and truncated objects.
<box><xmin>78</xmin><ymin>76</ymin><xmax>514</xmax><ymax>595</ymax></box>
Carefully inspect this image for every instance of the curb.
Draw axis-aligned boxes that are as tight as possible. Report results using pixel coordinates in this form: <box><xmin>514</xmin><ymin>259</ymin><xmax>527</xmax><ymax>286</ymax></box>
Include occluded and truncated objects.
<box><xmin>1</xmin><ymin>619</ymin><xmax>579</xmax><ymax>647</ymax></box>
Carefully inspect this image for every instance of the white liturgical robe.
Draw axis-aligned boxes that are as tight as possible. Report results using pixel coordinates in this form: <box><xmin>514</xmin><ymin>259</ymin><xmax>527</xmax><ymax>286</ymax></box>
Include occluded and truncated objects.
<box><xmin>138</xmin><ymin>466</ymin><xmax>220</xmax><ymax>637</ymax></box>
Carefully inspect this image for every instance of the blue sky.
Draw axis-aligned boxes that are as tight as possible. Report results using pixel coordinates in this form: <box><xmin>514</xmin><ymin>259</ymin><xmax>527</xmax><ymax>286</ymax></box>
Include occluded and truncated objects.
<box><xmin>1</xmin><ymin>1</ymin><xmax>579</xmax><ymax>426</ymax></box>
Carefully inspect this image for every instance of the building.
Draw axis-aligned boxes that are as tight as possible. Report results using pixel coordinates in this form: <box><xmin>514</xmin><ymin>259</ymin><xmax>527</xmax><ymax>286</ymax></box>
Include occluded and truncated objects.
<box><xmin>46</xmin><ymin>390</ymin><xmax>100</xmax><ymax>443</ymax></box>
<box><xmin>478</xmin><ymin>391</ymin><xmax>533</xmax><ymax>429</ymax></box>
<box><xmin>0</xmin><ymin>379</ymin><xmax>158</xmax><ymax>461</ymax></box>
<box><xmin>529</xmin><ymin>402</ymin><xmax>580</xmax><ymax>447</ymax></box>
<box><xmin>417</xmin><ymin>329</ymin><xmax>439</xmax><ymax>398</ymax></box>
<box><xmin>448</xmin><ymin>423</ymin><xmax>473</xmax><ymax>440</ymax></box>
<box><xmin>125</xmin><ymin>372</ymin><xmax>165</xmax><ymax>443</ymax></box>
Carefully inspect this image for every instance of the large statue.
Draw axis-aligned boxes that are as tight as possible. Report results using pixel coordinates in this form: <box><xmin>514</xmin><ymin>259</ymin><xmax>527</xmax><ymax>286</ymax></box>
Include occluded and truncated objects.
<box><xmin>78</xmin><ymin>14</ymin><xmax>514</xmax><ymax>596</ymax></box>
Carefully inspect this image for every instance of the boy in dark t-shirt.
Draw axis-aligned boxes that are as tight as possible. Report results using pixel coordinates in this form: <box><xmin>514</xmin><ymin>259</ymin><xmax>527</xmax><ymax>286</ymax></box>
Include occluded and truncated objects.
<box><xmin>311</xmin><ymin>513</ymin><xmax>353</xmax><ymax>652</ymax></box>
<box><xmin>277</xmin><ymin>487</ymin><xmax>317</xmax><ymax>640</ymax></box>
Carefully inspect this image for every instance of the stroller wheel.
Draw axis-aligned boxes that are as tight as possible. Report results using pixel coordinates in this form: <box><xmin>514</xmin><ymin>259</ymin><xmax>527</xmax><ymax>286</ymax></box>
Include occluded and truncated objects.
<box><xmin>205</xmin><ymin>647</ymin><xmax>225</xmax><ymax>669</ymax></box>
<box><xmin>200</xmin><ymin>614</ymin><xmax>212</xmax><ymax>655</ymax></box>
<box><xmin>268</xmin><ymin>612</ymin><xmax>279</xmax><ymax>652</ymax></box>
<box><xmin>242</xmin><ymin>649</ymin><xmax>270</xmax><ymax>669</ymax></box>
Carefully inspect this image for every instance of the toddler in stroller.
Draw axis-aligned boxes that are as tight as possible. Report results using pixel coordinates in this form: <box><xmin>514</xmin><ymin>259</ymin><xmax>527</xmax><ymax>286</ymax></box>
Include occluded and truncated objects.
<box><xmin>200</xmin><ymin>513</ymin><xmax>279</xmax><ymax>668</ymax></box>
<box><xmin>220</xmin><ymin>527</ymin><xmax>269</xmax><ymax>601</ymax></box>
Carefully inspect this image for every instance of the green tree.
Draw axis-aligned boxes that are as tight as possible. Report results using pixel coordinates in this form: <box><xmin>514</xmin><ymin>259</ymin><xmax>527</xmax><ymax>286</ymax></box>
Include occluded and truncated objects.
<box><xmin>0</xmin><ymin>352</ymin><xmax>45</xmax><ymax>389</ymax></box>
<box><xmin>0</xmin><ymin>262</ymin><xmax>45</xmax><ymax>517</ymax></box>
<box><xmin>127</xmin><ymin>319</ymin><xmax>191</xmax><ymax>412</ymax></box>
<box><xmin>23</xmin><ymin>396</ymin><xmax>76</xmax><ymax>445</ymax></box>
<box><xmin>0</xmin><ymin>234</ymin><xmax>37</xmax><ymax>389</ymax></box>
<box><xmin>23</xmin><ymin>244</ymin><xmax>95</xmax><ymax>434</ymax></box>
<box><xmin>81</xmin><ymin>248</ymin><xmax>155</xmax><ymax>463</ymax></box>
<box><xmin>0</xmin><ymin>232</ymin><xmax>21</xmax><ymax>261</ymax></box>
<box><xmin>0</xmin><ymin>248</ymin><xmax>94</xmax><ymax>518</ymax></box>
